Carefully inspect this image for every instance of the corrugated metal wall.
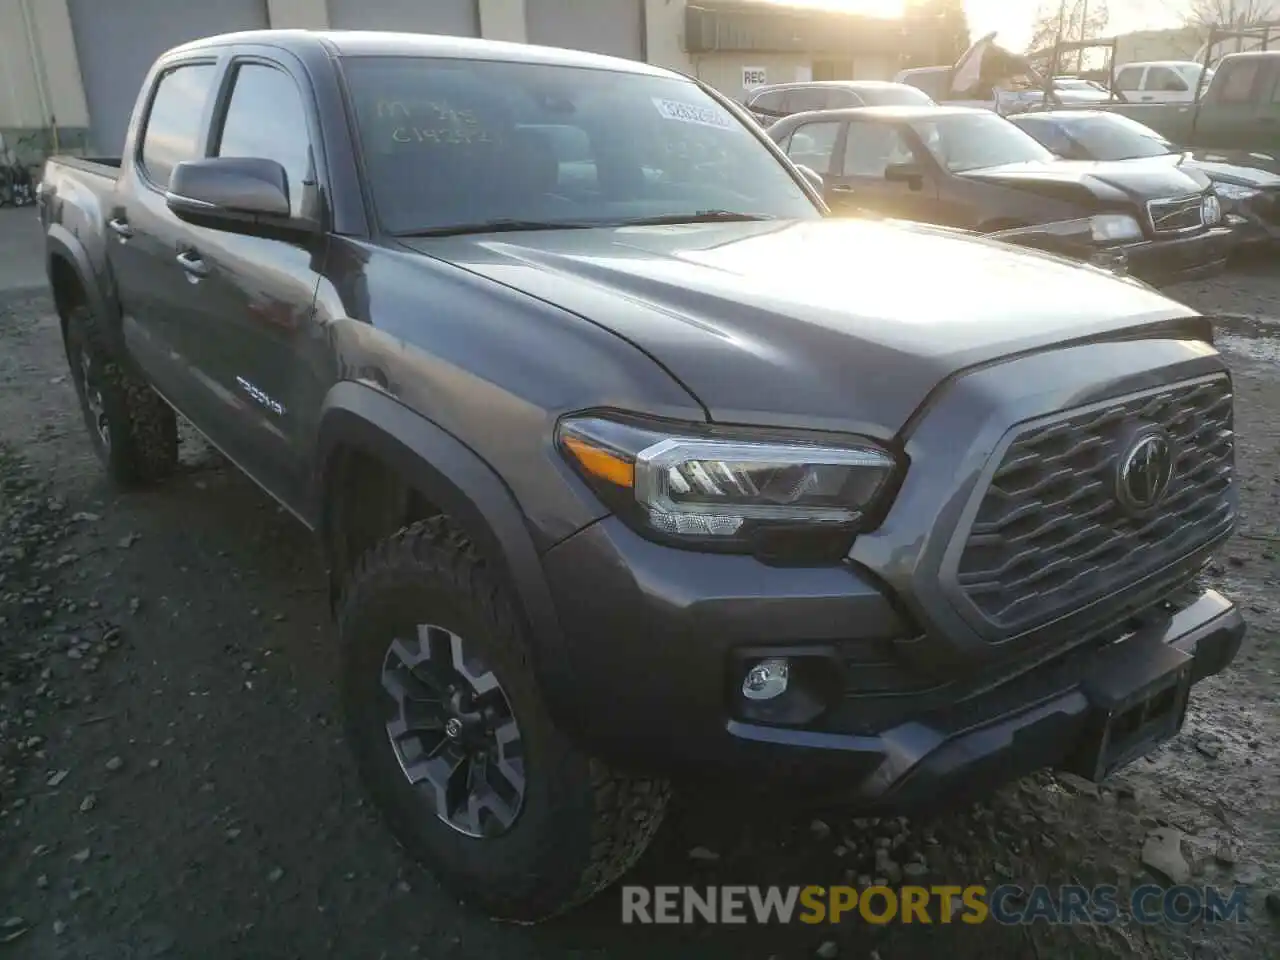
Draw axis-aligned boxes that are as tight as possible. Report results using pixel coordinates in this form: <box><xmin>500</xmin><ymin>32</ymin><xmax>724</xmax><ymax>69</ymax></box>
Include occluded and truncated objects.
<box><xmin>67</xmin><ymin>0</ymin><xmax>270</xmax><ymax>154</ymax></box>
<box><xmin>524</xmin><ymin>0</ymin><xmax>643</xmax><ymax>61</ymax></box>
<box><xmin>326</xmin><ymin>0</ymin><xmax>479</xmax><ymax>36</ymax></box>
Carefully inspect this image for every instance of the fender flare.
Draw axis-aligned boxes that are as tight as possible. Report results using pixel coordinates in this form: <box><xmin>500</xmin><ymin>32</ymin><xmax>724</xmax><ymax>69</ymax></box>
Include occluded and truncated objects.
<box><xmin>45</xmin><ymin>224</ymin><xmax>116</xmax><ymax>335</ymax></box>
<box><xmin>311</xmin><ymin>381</ymin><xmax>573</xmax><ymax>706</ymax></box>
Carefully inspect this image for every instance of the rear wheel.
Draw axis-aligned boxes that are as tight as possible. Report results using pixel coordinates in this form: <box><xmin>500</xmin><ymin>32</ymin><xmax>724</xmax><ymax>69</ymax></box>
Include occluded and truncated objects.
<box><xmin>338</xmin><ymin>517</ymin><xmax>670</xmax><ymax>921</ymax></box>
<box><xmin>65</xmin><ymin>303</ymin><xmax>178</xmax><ymax>486</ymax></box>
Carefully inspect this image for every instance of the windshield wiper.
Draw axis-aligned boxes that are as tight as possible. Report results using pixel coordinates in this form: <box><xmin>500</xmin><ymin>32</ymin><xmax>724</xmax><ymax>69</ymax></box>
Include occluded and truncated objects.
<box><xmin>602</xmin><ymin>210</ymin><xmax>778</xmax><ymax>227</ymax></box>
<box><xmin>393</xmin><ymin>219</ymin><xmax>598</xmax><ymax>238</ymax></box>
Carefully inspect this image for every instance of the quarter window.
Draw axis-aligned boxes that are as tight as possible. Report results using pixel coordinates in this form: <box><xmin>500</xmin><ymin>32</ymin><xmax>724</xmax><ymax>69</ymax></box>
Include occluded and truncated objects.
<box><xmin>215</xmin><ymin>63</ymin><xmax>313</xmax><ymax>216</ymax></box>
<box><xmin>1114</xmin><ymin>66</ymin><xmax>1143</xmax><ymax>91</ymax></box>
<box><xmin>139</xmin><ymin>63</ymin><xmax>218</xmax><ymax>188</ymax></box>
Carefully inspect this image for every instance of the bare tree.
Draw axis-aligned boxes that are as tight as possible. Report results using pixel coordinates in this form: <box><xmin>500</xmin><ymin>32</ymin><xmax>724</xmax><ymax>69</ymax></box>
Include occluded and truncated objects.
<box><xmin>1027</xmin><ymin>0</ymin><xmax>1111</xmax><ymax>70</ymax></box>
<box><xmin>1184</xmin><ymin>0</ymin><xmax>1276</xmax><ymax>29</ymax></box>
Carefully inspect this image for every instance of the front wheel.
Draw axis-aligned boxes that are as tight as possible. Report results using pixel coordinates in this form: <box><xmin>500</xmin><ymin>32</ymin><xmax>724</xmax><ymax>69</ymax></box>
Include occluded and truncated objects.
<box><xmin>338</xmin><ymin>518</ymin><xmax>670</xmax><ymax>921</ymax></box>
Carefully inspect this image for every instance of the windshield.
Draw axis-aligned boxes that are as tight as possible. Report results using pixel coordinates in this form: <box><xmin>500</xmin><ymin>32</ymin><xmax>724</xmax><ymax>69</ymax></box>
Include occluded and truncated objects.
<box><xmin>1046</xmin><ymin>114</ymin><xmax>1173</xmax><ymax>161</ymax></box>
<box><xmin>910</xmin><ymin>112</ymin><xmax>1055</xmax><ymax>172</ymax></box>
<box><xmin>340</xmin><ymin>56</ymin><xmax>818</xmax><ymax>234</ymax></box>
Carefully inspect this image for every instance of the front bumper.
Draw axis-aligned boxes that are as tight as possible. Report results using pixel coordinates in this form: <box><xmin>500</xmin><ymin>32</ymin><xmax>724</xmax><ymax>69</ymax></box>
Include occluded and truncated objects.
<box><xmin>989</xmin><ymin>221</ymin><xmax>1236</xmax><ymax>285</ymax></box>
<box><xmin>540</xmin><ymin>515</ymin><xmax>1245</xmax><ymax>812</ymax></box>
<box><xmin>1222</xmin><ymin>200</ymin><xmax>1280</xmax><ymax>246</ymax></box>
<box><xmin>1112</xmin><ymin>225</ymin><xmax>1236</xmax><ymax>285</ymax></box>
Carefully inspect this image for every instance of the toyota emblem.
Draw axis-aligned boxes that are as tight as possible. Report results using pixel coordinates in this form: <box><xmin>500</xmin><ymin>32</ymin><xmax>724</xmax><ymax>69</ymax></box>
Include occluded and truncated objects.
<box><xmin>1116</xmin><ymin>432</ymin><xmax>1175</xmax><ymax>512</ymax></box>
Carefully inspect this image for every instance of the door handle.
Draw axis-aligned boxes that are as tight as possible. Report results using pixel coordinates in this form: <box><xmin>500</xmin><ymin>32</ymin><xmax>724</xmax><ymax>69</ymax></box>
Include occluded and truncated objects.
<box><xmin>831</xmin><ymin>184</ymin><xmax>856</xmax><ymax>193</ymax></box>
<box><xmin>108</xmin><ymin>217</ymin><xmax>133</xmax><ymax>239</ymax></box>
<box><xmin>176</xmin><ymin>250</ymin><xmax>210</xmax><ymax>278</ymax></box>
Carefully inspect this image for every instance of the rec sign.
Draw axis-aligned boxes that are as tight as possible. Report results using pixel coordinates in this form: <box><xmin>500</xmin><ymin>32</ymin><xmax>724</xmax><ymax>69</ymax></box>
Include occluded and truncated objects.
<box><xmin>742</xmin><ymin>66</ymin><xmax>767</xmax><ymax>88</ymax></box>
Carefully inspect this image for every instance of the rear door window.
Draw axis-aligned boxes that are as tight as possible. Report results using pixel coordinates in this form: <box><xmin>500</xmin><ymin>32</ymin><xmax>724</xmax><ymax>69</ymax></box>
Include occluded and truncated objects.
<box><xmin>139</xmin><ymin>62</ymin><xmax>219</xmax><ymax>188</ymax></box>
<box><xmin>1114</xmin><ymin>66</ymin><xmax>1144</xmax><ymax>91</ymax></box>
<box><xmin>827</xmin><ymin>88</ymin><xmax>863</xmax><ymax>107</ymax></box>
<box><xmin>1145</xmin><ymin>66</ymin><xmax>1188</xmax><ymax>93</ymax></box>
<box><xmin>784</xmin><ymin>88</ymin><xmax>830</xmax><ymax>114</ymax></box>
<box><xmin>749</xmin><ymin>90</ymin><xmax>787</xmax><ymax>119</ymax></box>
<box><xmin>1217</xmin><ymin>60</ymin><xmax>1263</xmax><ymax>103</ymax></box>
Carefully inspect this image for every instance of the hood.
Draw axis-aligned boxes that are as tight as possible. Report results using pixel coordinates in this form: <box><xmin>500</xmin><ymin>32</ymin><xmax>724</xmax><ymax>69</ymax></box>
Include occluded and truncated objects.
<box><xmin>1182</xmin><ymin>150</ymin><xmax>1280</xmax><ymax>187</ymax></box>
<box><xmin>960</xmin><ymin>158</ymin><xmax>1209</xmax><ymax>200</ymax></box>
<box><xmin>403</xmin><ymin>219</ymin><xmax>1191</xmax><ymax>434</ymax></box>
<box><xmin>950</xmin><ymin>31</ymin><xmax>1043</xmax><ymax>97</ymax></box>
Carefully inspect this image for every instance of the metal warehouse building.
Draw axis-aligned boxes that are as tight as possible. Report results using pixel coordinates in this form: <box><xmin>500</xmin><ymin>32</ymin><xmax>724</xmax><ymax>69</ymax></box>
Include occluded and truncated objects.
<box><xmin>0</xmin><ymin>0</ymin><xmax>933</xmax><ymax>159</ymax></box>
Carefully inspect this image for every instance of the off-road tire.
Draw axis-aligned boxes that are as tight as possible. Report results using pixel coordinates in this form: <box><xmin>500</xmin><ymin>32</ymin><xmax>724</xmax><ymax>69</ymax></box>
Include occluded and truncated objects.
<box><xmin>338</xmin><ymin>517</ymin><xmax>670</xmax><ymax>922</ymax></box>
<box><xmin>64</xmin><ymin>303</ymin><xmax>178</xmax><ymax>486</ymax></box>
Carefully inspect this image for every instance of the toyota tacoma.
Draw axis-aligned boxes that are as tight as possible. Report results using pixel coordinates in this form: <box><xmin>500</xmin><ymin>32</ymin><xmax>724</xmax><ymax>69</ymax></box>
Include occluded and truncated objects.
<box><xmin>40</xmin><ymin>30</ymin><xmax>1245</xmax><ymax>922</ymax></box>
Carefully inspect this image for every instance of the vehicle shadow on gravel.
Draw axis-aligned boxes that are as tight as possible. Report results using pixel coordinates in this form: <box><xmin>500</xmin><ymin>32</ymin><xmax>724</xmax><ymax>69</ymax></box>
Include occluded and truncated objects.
<box><xmin>2</xmin><ymin>292</ymin><xmax>1277</xmax><ymax>959</ymax></box>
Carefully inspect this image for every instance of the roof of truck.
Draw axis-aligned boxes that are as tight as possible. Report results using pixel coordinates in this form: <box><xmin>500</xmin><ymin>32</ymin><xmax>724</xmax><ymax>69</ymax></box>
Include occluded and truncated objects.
<box><xmin>164</xmin><ymin>29</ymin><xmax>674</xmax><ymax>78</ymax></box>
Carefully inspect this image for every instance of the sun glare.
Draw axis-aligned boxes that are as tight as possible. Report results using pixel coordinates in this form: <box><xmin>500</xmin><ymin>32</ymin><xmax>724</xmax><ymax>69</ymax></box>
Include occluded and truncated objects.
<box><xmin>772</xmin><ymin>0</ymin><xmax>907</xmax><ymax>18</ymax></box>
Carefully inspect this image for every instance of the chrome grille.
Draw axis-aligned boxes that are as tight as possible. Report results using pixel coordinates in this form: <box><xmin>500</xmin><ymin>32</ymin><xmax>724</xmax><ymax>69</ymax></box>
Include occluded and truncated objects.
<box><xmin>1147</xmin><ymin>195</ymin><xmax>1204</xmax><ymax>234</ymax></box>
<box><xmin>953</xmin><ymin>376</ymin><xmax>1234</xmax><ymax>636</ymax></box>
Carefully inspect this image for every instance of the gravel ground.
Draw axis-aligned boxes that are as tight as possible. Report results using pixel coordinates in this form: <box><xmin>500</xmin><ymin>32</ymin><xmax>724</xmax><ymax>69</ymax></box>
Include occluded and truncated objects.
<box><xmin>0</xmin><ymin>261</ymin><xmax>1278</xmax><ymax>959</ymax></box>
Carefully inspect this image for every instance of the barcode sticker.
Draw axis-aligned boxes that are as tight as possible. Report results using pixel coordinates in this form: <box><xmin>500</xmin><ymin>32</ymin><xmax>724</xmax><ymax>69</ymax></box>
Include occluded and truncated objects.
<box><xmin>651</xmin><ymin>97</ymin><xmax>733</xmax><ymax>129</ymax></box>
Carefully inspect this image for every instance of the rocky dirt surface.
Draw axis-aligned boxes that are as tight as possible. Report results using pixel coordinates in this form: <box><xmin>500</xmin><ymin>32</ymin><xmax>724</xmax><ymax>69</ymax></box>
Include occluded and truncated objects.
<box><xmin>0</xmin><ymin>263</ymin><xmax>1277</xmax><ymax>959</ymax></box>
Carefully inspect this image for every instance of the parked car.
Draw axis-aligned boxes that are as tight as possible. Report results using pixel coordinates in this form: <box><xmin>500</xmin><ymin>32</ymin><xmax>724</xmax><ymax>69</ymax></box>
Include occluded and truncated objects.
<box><xmin>1010</xmin><ymin>109</ymin><xmax>1280</xmax><ymax>246</ymax></box>
<box><xmin>768</xmin><ymin>105</ymin><xmax>1232</xmax><ymax>283</ymax></box>
<box><xmin>1090</xmin><ymin>51</ymin><xmax>1280</xmax><ymax>153</ymax></box>
<box><xmin>41</xmin><ymin>29</ymin><xmax>1245</xmax><ymax>924</ymax></box>
<box><xmin>745</xmin><ymin>80</ymin><xmax>933</xmax><ymax>125</ymax></box>
<box><xmin>894</xmin><ymin>62</ymin><xmax>1114</xmax><ymax>114</ymax></box>
<box><xmin>1112</xmin><ymin>60</ymin><xmax>1215</xmax><ymax>104</ymax></box>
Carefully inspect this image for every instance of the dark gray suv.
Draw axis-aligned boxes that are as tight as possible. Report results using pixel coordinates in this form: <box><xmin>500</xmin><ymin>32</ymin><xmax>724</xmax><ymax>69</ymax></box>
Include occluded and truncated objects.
<box><xmin>746</xmin><ymin>79</ymin><xmax>935</xmax><ymax>124</ymax></box>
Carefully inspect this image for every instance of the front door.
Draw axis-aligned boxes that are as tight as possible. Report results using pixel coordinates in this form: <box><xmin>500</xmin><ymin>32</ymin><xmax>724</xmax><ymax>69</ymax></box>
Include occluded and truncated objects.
<box><xmin>171</xmin><ymin>52</ymin><xmax>328</xmax><ymax>511</ymax></box>
<box><xmin>779</xmin><ymin>117</ymin><xmax>843</xmax><ymax>191</ymax></box>
<box><xmin>824</xmin><ymin>119</ymin><xmax>940</xmax><ymax>222</ymax></box>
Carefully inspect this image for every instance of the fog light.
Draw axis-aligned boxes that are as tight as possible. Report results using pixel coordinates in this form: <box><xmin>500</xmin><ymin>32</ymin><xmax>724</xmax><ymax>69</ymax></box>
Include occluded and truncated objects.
<box><xmin>742</xmin><ymin>657</ymin><xmax>790</xmax><ymax>701</ymax></box>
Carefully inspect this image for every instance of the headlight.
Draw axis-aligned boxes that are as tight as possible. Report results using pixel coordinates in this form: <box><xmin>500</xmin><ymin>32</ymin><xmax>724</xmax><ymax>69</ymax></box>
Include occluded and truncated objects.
<box><xmin>1212</xmin><ymin>182</ymin><xmax>1260</xmax><ymax>201</ymax></box>
<box><xmin>1202</xmin><ymin>193</ymin><xmax>1223</xmax><ymax>225</ymax></box>
<box><xmin>1090</xmin><ymin>214</ymin><xmax>1144</xmax><ymax>243</ymax></box>
<box><xmin>557</xmin><ymin>414</ymin><xmax>900</xmax><ymax>558</ymax></box>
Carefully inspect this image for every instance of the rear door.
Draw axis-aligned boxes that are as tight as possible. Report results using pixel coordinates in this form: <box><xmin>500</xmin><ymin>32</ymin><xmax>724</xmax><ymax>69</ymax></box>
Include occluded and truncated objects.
<box><xmin>825</xmin><ymin>118</ymin><xmax>941</xmax><ymax>221</ymax></box>
<box><xmin>110</xmin><ymin>56</ymin><xmax>222</xmax><ymax>412</ymax></box>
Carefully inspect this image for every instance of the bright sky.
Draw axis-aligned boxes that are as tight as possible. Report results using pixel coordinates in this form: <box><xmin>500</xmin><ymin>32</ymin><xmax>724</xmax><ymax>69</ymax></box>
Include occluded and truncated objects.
<box><xmin>786</xmin><ymin>0</ymin><xmax>1189</xmax><ymax>52</ymax></box>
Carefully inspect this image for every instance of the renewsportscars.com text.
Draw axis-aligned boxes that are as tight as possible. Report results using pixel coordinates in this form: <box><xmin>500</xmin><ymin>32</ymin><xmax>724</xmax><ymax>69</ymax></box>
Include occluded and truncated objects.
<box><xmin>620</xmin><ymin>884</ymin><xmax>1252</xmax><ymax>925</ymax></box>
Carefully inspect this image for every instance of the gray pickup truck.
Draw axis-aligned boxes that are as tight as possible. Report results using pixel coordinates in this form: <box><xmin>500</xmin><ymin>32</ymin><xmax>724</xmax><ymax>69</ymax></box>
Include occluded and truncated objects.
<box><xmin>40</xmin><ymin>29</ymin><xmax>1245</xmax><ymax>922</ymax></box>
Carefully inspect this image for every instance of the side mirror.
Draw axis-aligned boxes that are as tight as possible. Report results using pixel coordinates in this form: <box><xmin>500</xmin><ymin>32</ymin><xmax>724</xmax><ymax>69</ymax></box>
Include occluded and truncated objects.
<box><xmin>166</xmin><ymin>157</ymin><xmax>314</xmax><ymax>236</ymax></box>
<box><xmin>794</xmin><ymin>163</ymin><xmax>824</xmax><ymax>193</ymax></box>
<box><xmin>885</xmin><ymin>162</ymin><xmax>924</xmax><ymax>188</ymax></box>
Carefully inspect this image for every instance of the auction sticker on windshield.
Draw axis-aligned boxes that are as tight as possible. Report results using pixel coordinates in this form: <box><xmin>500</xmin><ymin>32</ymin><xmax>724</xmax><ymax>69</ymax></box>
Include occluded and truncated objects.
<box><xmin>652</xmin><ymin>97</ymin><xmax>733</xmax><ymax>129</ymax></box>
